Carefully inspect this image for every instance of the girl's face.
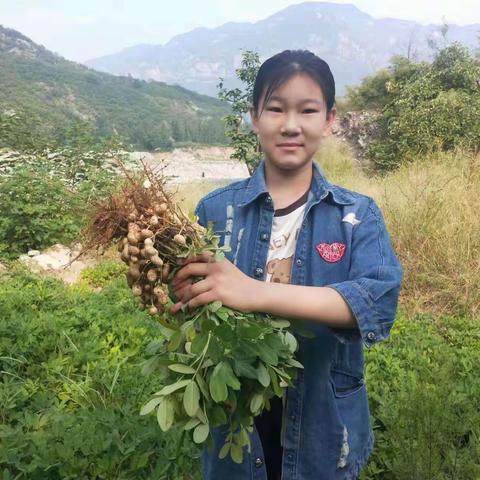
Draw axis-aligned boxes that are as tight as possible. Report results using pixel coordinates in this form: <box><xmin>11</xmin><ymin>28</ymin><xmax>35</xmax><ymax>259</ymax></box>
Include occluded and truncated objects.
<box><xmin>250</xmin><ymin>72</ymin><xmax>336</xmax><ymax>174</ymax></box>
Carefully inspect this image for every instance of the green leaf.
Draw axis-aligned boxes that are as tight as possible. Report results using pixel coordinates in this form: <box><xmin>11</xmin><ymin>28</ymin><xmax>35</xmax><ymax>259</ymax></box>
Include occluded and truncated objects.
<box><xmin>141</xmin><ymin>356</ymin><xmax>159</xmax><ymax>376</ymax></box>
<box><xmin>233</xmin><ymin>360</ymin><xmax>258</xmax><ymax>379</ymax></box>
<box><xmin>183</xmin><ymin>381</ymin><xmax>200</xmax><ymax>417</ymax></box>
<box><xmin>238</xmin><ymin>323</ymin><xmax>264</xmax><ymax>339</ymax></box>
<box><xmin>264</xmin><ymin>333</ymin><xmax>284</xmax><ymax>351</ymax></box>
<box><xmin>154</xmin><ymin>379</ymin><xmax>191</xmax><ymax>396</ymax></box>
<box><xmin>139</xmin><ymin>396</ymin><xmax>163</xmax><ymax>415</ymax></box>
<box><xmin>209</xmin><ymin>404</ymin><xmax>228</xmax><ymax>427</ymax></box>
<box><xmin>184</xmin><ymin>417</ymin><xmax>201</xmax><ymax>431</ymax></box>
<box><xmin>167</xmin><ymin>330</ymin><xmax>183</xmax><ymax>351</ymax></box>
<box><xmin>208</xmin><ymin>337</ymin><xmax>224</xmax><ymax>364</ymax></box>
<box><xmin>256</xmin><ymin>363</ymin><xmax>270</xmax><ymax>387</ymax></box>
<box><xmin>250</xmin><ymin>393</ymin><xmax>263</xmax><ymax>413</ymax></box>
<box><xmin>209</xmin><ymin>300</ymin><xmax>222</xmax><ymax>312</ymax></box>
<box><xmin>168</xmin><ymin>363</ymin><xmax>196</xmax><ymax>374</ymax></box>
<box><xmin>195</xmin><ymin>373</ymin><xmax>210</xmax><ymax>400</ymax></box>
<box><xmin>191</xmin><ymin>333</ymin><xmax>208</xmax><ymax>355</ymax></box>
<box><xmin>157</xmin><ymin>397</ymin><xmax>174</xmax><ymax>431</ymax></box>
<box><xmin>209</xmin><ymin>366</ymin><xmax>228</xmax><ymax>403</ymax></box>
<box><xmin>284</xmin><ymin>331</ymin><xmax>298</xmax><ymax>353</ymax></box>
<box><xmin>239</xmin><ymin>428</ymin><xmax>250</xmax><ymax>447</ymax></box>
<box><xmin>221</xmin><ymin>361</ymin><xmax>241</xmax><ymax>390</ymax></box>
<box><xmin>214</xmin><ymin>323</ymin><xmax>235</xmax><ymax>343</ymax></box>
<box><xmin>145</xmin><ymin>339</ymin><xmax>165</xmax><ymax>355</ymax></box>
<box><xmin>269</xmin><ymin>319</ymin><xmax>291</xmax><ymax>329</ymax></box>
<box><xmin>193</xmin><ymin>423</ymin><xmax>210</xmax><ymax>444</ymax></box>
<box><xmin>218</xmin><ymin>443</ymin><xmax>230</xmax><ymax>459</ymax></box>
<box><xmin>195</xmin><ymin>406</ymin><xmax>209</xmax><ymax>425</ymax></box>
<box><xmin>267</xmin><ymin>366</ymin><xmax>283</xmax><ymax>397</ymax></box>
<box><xmin>230</xmin><ymin>444</ymin><xmax>243</xmax><ymax>464</ymax></box>
<box><xmin>287</xmin><ymin>358</ymin><xmax>304</xmax><ymax>369</ymax></box>
<box><xmin>214</xmin><ymin>309</ymin><xmax>230</xmax><ymax>322</ymax></box>
<box><xmin>256</xmin><ymin>342</ymin><xmax>278</xmax><ymax>365</ymax></box>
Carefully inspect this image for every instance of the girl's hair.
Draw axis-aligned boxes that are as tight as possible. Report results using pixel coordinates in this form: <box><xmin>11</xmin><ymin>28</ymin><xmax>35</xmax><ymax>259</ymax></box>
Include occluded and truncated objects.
<box><xmin>252</xmin><ymin>49</ymin><xmax>335</xmax><ymax>117</ymax></box>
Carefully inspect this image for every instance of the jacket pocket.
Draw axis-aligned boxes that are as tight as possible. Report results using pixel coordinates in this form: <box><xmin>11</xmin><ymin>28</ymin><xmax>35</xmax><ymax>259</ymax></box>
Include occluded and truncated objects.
<box><xmin>329</xmin><ymin>368</ymin><xmax>365</xmax><ymax>398</ymax></box>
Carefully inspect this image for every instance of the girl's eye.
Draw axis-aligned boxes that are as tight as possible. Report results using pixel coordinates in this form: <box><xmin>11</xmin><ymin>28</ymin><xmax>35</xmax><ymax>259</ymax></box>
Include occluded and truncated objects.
<box><xmin>267</xmin><ymin>107</ymin><xmax>282</xmax><ymax>112</ymax></box>
<box><xmin>303</xmin><ymin>109</ymin><xmax>318</xmax><ymax>114</ymax></box>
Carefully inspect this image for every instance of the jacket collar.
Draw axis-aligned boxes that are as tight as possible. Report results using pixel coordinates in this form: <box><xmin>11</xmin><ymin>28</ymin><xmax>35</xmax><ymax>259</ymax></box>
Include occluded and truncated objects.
<box><xmin>237</xmin><ymin>158</ymin><xmax>354</xmax><ymax>207</ymax></box>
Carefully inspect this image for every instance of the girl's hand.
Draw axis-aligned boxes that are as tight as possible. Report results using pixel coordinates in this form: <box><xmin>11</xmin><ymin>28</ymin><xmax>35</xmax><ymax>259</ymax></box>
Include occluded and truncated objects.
<box><xmin>169</xmin><ymin>252</ymin><xmax>258</xmax><ymax>313</ymax></box>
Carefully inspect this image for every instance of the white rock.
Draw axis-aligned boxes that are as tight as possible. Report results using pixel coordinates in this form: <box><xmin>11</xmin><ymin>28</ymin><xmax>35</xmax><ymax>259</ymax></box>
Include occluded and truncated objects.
<box><xmin>27</xmin><ymin>250</ymin><xmax>41</xmax><ymax>257</ymax></box>
<box><xmin>19</xmin><ymin>243</ymin><xmax>99</xmax><ymax>284</ymax></box>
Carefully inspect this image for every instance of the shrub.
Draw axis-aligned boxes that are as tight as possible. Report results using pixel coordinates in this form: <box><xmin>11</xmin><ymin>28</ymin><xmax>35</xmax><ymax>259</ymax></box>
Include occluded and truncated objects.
<box><xmin>361</xmin><ymin>313</ymin><xmax>480</xmax><ymax>479</ymax></box>
<box><xmin>345</xmin><ymin>43</ymin><xmax>480</xmax><ymax>172</ymax></box>
<box><xmin>0</xmin><ymin>263</ymin><xmax>202</xmax><ymax>479</ymax></box>
<box><xmin>0</xmin><ymin>165</ymin><xmax>82</xmax><ymax>259</ymax></box>
<box><xmin>0</xmin><ymin>122</ymin><xmax>129</xmax><ymax>260</ymax></box>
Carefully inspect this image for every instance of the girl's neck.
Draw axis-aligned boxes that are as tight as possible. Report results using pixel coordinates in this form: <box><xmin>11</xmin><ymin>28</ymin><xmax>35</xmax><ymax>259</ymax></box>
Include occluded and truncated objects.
<box><xmin>264</xmin><ymin>160</ymin><xmax>313</xmax><ymax>209</ymax></box>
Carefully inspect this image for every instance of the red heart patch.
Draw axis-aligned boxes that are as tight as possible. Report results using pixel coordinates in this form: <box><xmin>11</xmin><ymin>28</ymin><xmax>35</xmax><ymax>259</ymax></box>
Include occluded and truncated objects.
<box><xmin>316</xmin><ymin>242</ymin><xmax>346</xmax><ymax>263</ymax></box>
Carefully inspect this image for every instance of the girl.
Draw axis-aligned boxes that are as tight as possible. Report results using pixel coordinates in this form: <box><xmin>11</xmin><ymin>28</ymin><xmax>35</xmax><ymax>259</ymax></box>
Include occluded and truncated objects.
<box><xmin>170</xmin><ymin>50</ymin><xmax>403</xmax><ymax>480</ymax></box>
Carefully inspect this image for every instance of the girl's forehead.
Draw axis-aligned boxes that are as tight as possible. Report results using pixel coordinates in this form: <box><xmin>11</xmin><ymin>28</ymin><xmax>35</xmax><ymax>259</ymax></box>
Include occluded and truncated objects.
<box><xmin>261</xmin><ymin>75</ymin><xmax>326</xmax><ymax>105</ymax></box>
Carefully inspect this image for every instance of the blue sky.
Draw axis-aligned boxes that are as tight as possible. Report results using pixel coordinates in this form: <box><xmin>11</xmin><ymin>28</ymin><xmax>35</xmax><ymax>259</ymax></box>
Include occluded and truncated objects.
<box><xmin>1</xmin><ymin>0</ymin><xmax>479</xmax><ymax>62</ymax></box>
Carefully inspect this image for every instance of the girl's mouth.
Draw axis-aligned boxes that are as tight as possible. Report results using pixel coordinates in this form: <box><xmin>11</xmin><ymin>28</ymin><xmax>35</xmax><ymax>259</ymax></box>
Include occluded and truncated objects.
<box><xmin>278</xmin><ymin>144</ymin><xmax>303</xmax><ymax>151</ymax></box>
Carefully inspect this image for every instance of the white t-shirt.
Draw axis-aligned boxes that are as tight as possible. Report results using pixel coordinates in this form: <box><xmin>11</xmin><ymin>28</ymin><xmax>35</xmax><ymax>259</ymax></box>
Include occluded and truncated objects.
<box><xmin>266</xmin><ymin>188</ymin><xmax>309</xmax><ymax>283</ymax></box>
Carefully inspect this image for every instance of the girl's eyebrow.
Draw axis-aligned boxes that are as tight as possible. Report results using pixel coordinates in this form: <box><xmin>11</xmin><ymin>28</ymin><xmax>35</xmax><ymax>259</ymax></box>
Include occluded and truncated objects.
<box><xmin>267</xmin><ymin>95</ymin><xmax>323</xmax><ymax>105</ymax></box>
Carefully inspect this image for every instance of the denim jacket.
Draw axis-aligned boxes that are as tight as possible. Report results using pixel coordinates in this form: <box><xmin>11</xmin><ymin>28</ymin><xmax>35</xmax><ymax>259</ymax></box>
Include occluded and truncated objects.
<box><xmin>194</xmin><ymin>159</ymin><xmax>403</xmax><ymax>480</ymax></box>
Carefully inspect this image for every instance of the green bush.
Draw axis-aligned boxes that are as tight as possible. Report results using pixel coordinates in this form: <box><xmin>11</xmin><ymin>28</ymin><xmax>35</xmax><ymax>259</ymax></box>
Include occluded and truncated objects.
<box><xmin>0</xmin><ymin>165</ymin><xmax>83</xmax><ymax>259</ymax></box>
<box><xmin>80</xmin><ymin>258</ymin><xmax>128</xmax><ymax>288</ymax></box>
<box><xmin>345</xmin><ymin>43</ymin><xmax>480</xmax><ymax>172</ymax></box>
<box><xmin>0</xmin><ymin>263</ymin><xmax>202</xmax><ymax>480</ymax></box>
<box><xmin>0</xmin><ymin>120</ymin><xmax>128</xmax><ymax>260</ymax></box>
<box><xmin>362</xmin><ymin>313</ymin><xmax>480</xmax><ymax>479</ymax></box>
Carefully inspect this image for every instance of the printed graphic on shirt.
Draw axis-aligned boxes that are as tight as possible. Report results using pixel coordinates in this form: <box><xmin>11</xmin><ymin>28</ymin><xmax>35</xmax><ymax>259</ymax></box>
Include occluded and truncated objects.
<box><xmin>267</xmin><ymin>257</ymin><xmax>293</xmax><ymax>283</ymax></box>
<box><xmin>265</xmin><ymin>189</ymin><xmax>308</xmax><ymax>283</ymax></box>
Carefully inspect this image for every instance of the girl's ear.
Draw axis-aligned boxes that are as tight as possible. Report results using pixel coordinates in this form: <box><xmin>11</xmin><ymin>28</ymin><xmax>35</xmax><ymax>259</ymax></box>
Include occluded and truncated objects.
<box><xmin>322</xmin><ymin>107</ymin><xmax>337</xmax><ymax>137</ymax></box>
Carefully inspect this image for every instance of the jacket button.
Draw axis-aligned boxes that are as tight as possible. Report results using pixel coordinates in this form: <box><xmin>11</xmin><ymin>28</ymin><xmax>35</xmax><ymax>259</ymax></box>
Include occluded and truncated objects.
<box><xmin>296</xmin><ymin>259</ymin><xmax>302</xmax><ymax>266</ymax></box>
<box><xmin>255</xmin><ymin>457</ymin><xmax>263</xmax><ymax>468</ymax></box>
<box><xmin>265</xmin><ymin>195</ymin><xmax>272</xmax><ymax>204</ymax></box>
<box><xmin>254</xmin><ymin>267</ymin><xmax>264</xmax><ymax>277</ymax></box>
<box><xmin>261</xmin><ymin>233</ymin><xmax>269</xmax><ymax>241</ymax></box>
<box><xmin>367</xmin><ymin>331</ymin><xmax>376</xmax><ymax>341</ymax></box>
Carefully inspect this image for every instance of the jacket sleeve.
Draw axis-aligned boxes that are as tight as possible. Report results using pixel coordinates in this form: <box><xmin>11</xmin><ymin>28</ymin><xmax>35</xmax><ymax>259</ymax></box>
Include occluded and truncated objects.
<box><xmin>194</xmin><ymin>199</ymin><xmax>207</xmax><ymax>228</ymax></box>
<box><xmin>326</xmin><ymin>198</ymin><xmax>403</xmax><ymax>348</ymax></box>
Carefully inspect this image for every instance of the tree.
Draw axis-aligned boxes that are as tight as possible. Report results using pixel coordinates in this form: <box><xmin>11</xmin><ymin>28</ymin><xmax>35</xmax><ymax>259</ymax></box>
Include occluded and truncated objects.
<box><xmin>217</xmin><ymin>50</ymin><xmax>262</xmax><ymax>174</ymax></box>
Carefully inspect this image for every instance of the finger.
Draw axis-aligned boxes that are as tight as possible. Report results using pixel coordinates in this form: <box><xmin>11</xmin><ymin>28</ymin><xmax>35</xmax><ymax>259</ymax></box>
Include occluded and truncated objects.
<box><xmin>172</xmin><ymin>277</ymin><xmax>193</xmax><ymax>294</ymax></box>
<box><xmin>179</xmin><ymin>278</ymin><xmax>211</xmax><ymax>305</ymax></box>
<box><xmin>170</xmin><ymin>279</ymin><xmax>213</xmax><ymax>313</ymax></box>
<box><xmin>173</xmin><ymin>262</ymin><xmax>211</xmax><ymax>285</ymax></box>
<box><xmin>187</xmin><ymin>290</ymin><xmax>217</xmax><ymax>309</ymax></box>
<box><xmin>170</xmin><ymin>301</ymin><xmax>183</xmax><ymax>314</ymax></box>
<box><xmin>177</xmin><ymin>251</ymin><xmax>214</xmax><ymax>266</ymax></box>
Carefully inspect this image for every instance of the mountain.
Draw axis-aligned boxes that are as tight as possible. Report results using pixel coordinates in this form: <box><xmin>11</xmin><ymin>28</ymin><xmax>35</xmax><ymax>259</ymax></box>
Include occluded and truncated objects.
<box><xmin>85</xmin><ymin>1</ymin><xmax>480</xmax><ymax>97</ymax></box>
<box><xmin>0</xmin><ymin>25</ymin><xmax>229</xmax><ymax>150</ymax></box>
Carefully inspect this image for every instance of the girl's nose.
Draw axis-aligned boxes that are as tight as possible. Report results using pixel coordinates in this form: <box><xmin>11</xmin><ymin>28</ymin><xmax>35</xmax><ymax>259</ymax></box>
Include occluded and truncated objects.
<box><xmin>280</xmin><ymin>113</ymin><xmax>301</xmax><ymax>135</ymax></box>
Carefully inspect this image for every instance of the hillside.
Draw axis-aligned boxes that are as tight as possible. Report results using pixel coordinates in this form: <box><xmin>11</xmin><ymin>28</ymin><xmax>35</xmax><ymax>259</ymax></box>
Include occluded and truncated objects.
<box><xmin>0</xmin><ymin>25</ymin><xmax>229</xmax><ymax>149</ymax></box>
<box><xmin>85</xmin><ymin>2</ymin><xmax>480</xmax><ymax>97</ymax></box>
